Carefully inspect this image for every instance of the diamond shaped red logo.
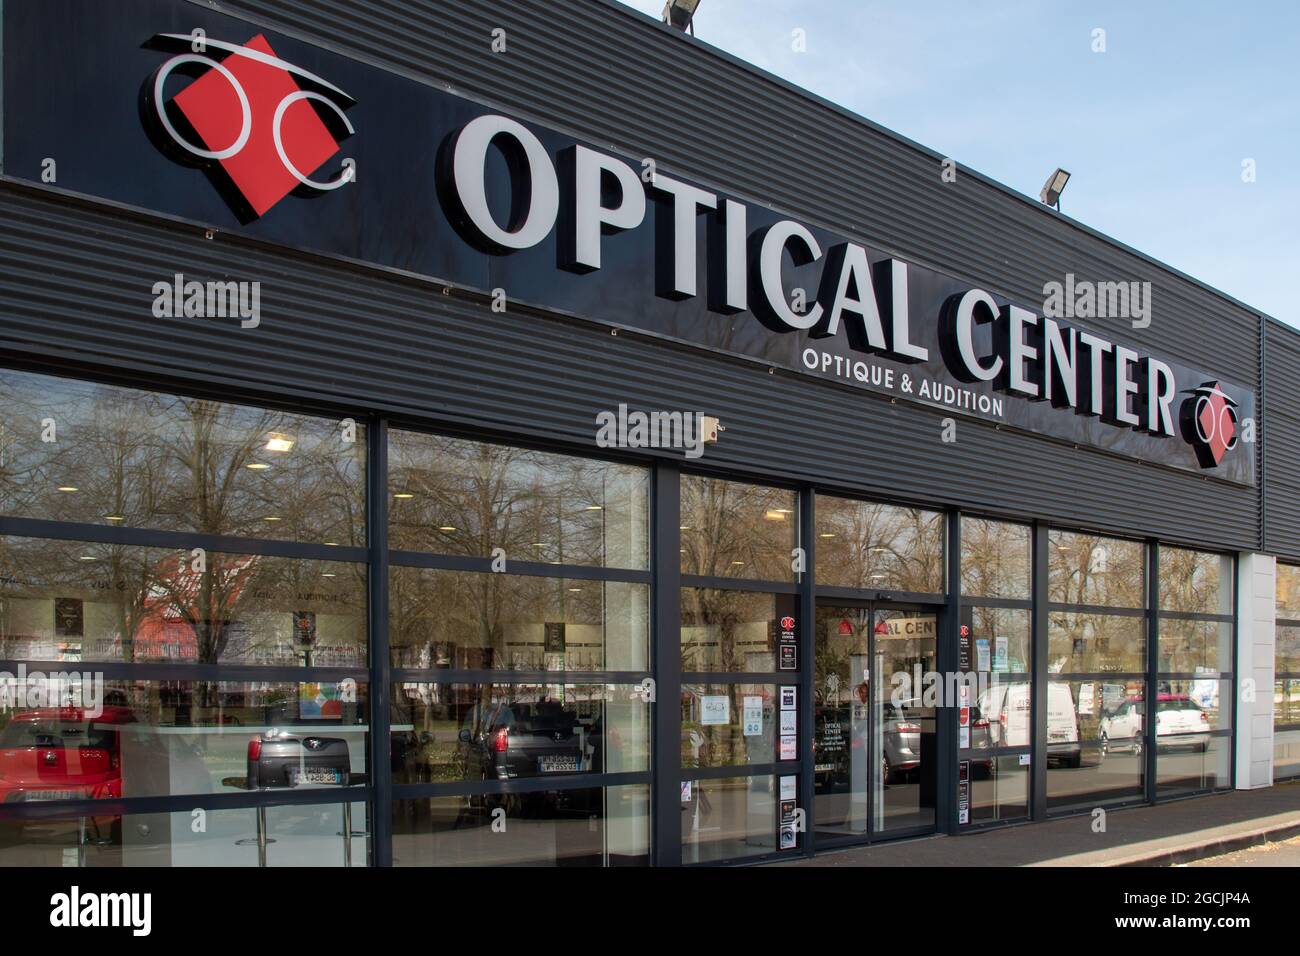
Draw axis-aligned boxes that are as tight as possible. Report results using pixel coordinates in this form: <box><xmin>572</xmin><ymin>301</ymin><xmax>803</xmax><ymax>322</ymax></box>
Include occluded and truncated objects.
<box><xmin>1181</xmin><ymin>382</ymin><xmax>1239</xmax><ymax>468</ymax></box>
<box><xmin>144</xmin><ymin>32</ymin><xmax>356</xmax><ymax>221</ymax></box>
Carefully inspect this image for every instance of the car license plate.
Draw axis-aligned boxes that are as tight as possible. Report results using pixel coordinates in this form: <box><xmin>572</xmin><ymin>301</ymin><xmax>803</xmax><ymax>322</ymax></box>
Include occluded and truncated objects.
<box><xmin>24</xmin><ymin>790</ymin><xmax>81</xmax><ymax>801</ymax></box>
<box><xmin>539</xmin><ymin>756</ymin><xmax>580</xmax><ymax>773</ymax></box>
<box><xmin>290</xmin><ymin>768</ymin><xmax>343</xmax><ymax>786</ymax></box>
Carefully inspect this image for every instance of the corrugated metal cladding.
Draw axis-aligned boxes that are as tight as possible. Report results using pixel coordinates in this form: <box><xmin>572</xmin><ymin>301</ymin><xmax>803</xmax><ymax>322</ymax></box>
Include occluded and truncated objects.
<box><xmin>1265</xmin><ymin>320</ymin><xmax>1300</xmax><ymax>561</ymax></box>
<box><xmin>212</xmin><ymin>0</ymin><xmax>1261</xmax><ymax>386</ymax></box>
<box><xmin>0</xmin><ymin>184</ymin><xmax>1260</xmax><ymax>552</ymax></box>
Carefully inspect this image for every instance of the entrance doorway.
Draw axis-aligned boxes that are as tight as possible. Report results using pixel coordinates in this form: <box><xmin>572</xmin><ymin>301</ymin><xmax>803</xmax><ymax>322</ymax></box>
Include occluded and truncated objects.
<box><xmin>812</xmin><ymin>603</ymin><xmax>940</xmax><ymax>843</ymax></box>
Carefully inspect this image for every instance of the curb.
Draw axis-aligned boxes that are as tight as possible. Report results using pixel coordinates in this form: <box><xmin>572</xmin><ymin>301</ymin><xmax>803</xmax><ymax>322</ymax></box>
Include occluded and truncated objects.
<box><xmin>1112</xmin><ymin>819</ymin><xmax>1300</xmax><ymax>867</ymax></box>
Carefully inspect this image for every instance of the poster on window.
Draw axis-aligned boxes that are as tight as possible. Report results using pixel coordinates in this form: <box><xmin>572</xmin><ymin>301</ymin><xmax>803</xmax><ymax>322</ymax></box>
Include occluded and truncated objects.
<box><xmin>700</xmin><ymin>695</ymin><xmax>730</xmax><ymax>726</ymax></box>
<box><xmin>299</xmin><ymin>682</ymin><xmax>344</xmax><ymax>719</ymax></box>
<box><xmin>742</xmin><ymin>696</ymin><xmax>763</xmax><ymax>736</ymax></box>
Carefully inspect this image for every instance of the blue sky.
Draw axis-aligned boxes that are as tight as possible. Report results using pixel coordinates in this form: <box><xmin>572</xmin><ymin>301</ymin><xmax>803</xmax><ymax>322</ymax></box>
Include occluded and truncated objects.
<box><xmin>615</xmin><ymin>0</ymin><xmax>1298</xmax><ymax>327</ymax></box>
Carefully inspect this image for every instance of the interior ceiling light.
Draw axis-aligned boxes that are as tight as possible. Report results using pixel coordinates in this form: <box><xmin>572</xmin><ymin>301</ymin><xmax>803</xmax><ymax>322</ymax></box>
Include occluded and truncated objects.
<box><xmin>264</xmin><ymin>434</ymin><xmax>295</xmax><ymax>453</ymax></box>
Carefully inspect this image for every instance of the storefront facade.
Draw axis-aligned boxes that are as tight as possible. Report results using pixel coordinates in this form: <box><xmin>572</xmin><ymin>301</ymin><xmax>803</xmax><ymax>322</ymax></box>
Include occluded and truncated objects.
<box><xmin>0</xmin><ymin>0</ymin><xmax>1295</xmax><ymax>866</ymax></box>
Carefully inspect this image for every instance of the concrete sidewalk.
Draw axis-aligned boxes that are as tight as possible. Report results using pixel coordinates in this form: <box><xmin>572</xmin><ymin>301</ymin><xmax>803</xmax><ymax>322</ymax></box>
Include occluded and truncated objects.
<box><xmin>777</xmin><ymin>782</ymin><xmax>1300</xmax><ymax>867</ymax></box>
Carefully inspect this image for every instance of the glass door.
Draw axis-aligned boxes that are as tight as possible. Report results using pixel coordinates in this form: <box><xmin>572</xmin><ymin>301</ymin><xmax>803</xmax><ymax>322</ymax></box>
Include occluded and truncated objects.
<box><xmin>813</xmin><ymin>603</ymin><xmax>939</xmax><ymax>843</ymax></box>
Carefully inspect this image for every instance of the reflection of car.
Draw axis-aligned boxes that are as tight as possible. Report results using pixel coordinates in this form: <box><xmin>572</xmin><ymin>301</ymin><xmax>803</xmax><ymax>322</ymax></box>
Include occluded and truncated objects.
<box><xmin>882</xmin><ymin>698</ymin><xmax>925</xmax><ymax>783</ymax></box>
<box><xmin>977</xmin><ymin>682</ymin><xmax>1081</xmax><ymax>767</ymax></box>
<box><xmin>1099</xmin><ymin>695</ymin><xmax>1210</xmax><ymax>757</ymax></box>
<box><xmin>0</xmin><ymin>706</ymin><xmax>134</xmax><ymax>803</ymax></box>
<box><xmin>457</xmin><ymin>701</ymin><xmax>586</xmax><ymax>782</ymax></box>
<box><xmin>246</xmin><ymin>731</ymin><xmax>351</xmax><ymax>789</ymax></box>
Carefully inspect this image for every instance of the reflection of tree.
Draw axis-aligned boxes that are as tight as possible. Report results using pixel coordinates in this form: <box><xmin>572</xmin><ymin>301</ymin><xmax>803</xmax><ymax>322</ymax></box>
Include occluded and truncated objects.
<box><xmin>817</xmin><ymin>498</ymin><xmax>944</xmax><ymax>593</ymax></box>
<box><xmin>1048</xmin><ymin>533</ymin><xmax>1145</xmax><ymax>673</ymax></box>
<box><xmin>0</xmin><ymin>370</ymin><xmax>367</xmax><ymax>666</ymax></box>
<box><xmin>961</xmin><ymin>519</ymin><xmax>1029</xmax><ymax>598</ymax></box>
<box><xmin>681</xmin><ymin>478</ymin><xmax>795</xmax><ymax>581</ymax></box>
<box><xmin>388</xmin><ymin>433</ymin><xmax>644</xmax><ymax>569</ymax></box>
<box><xmin>680</xmin><ymin>588</ymin><xmax>773</xmax><ymax>672</ymax></box>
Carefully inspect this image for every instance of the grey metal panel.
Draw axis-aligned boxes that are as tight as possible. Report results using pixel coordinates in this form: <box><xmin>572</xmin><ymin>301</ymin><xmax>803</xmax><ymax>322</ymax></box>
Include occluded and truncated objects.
<box><xmin>0</xmin><ymin>184</ymin><xmax>1260</xmax><ymax>552</ymax></box>
<box><xmin>1265</xmin><ymin>320</ymin><xmax>1300</xmax><ymax>560</ymax></box>
<box><xmin>207</xmin><ymin>0</ymin><xmax>1262</xmax><ymax>388</ymax></box>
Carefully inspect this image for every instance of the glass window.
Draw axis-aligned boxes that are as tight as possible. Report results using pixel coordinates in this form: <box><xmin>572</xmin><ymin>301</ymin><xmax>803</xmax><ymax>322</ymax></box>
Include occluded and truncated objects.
<box><xmin>680</xmin><ymin>476</ymin><xmax>797</xmax><ymax>581</ymax></box>
<box><xmin>393</xmin><ymin>785</ymin><xmax>650</xmax><ymax>866</ymax></box>
<box><xmin>1048</xmin><ymin>612</ymin><xmax>1146</xmax><ymax>673</ymax></box>
<box><xmin>1159</xmin><ymin>547</ymin><xmax>1232</xmax><ymax>615</ymax></box>
<box><xmin>963</xmin><ymin>606</ymin><xmax>1031</xmax><ymax>674</ymax></box>
<box><xmin>1278</xmin><ymin>627</ymin><xmax>1300</xmax><ymax>674</ymax></box>
<box><xmin>1158</xmin><ymin>618</ymin><xmax>1232</xmax><ymax>673</ymax></box>
<box><xmin>681</xmin><ymin>684</ymin><xmax>778</xmax><ymax>768</ymax></box>
<box><xmin>1274</xmin><ymin>729</ymin><xmax>1300</xmax><ymax>781</ymax></box>
<box><xmin>0</xmin><ymin>679</ymin><xmax>369</xmax><ymax>801</ymax></box>
<box><xmin>0</xmin><ymin>369</ymin><xmax>365</xmax><ymax>545</ymax></box>
<box><xmin>815</xmin><ymin>496</ymin><xmax>944</xmax><ymax>593</ymax></box>
<box><xmin>0</xmin><ymin>802</ymin><xmax>369</xmax><ymax>867</ymax></box>
<box><xmin>681</xmin><ymin>774</ymin><xmax>775</xmax><ymax>863</ymax></box>
<box><xmin>390</xmin><ymin>682</ymin><xmax>650</xmax><ymax>783</ymax></box>
<box><xmin>1276</xmin><ymin>679</ymin><xmax>1300</xmax><ymax>726</ymax></box>
<box><xmin>967</xmin><ymin>755</ymin><xmax>1029</xmax><ymax>824</ymax></box>
<box><xmin>1277</xmin><ymin>564</ymin><xmax>1300</xmax><ymax>620</ymax></box>
<box><xmin>388</xmin><ymin>430</ymin><xmax>648</xmax><ymax>570</ymax></box>
<box><xmin>1156</xmin><ymin>737</ymin><xmax>1231</xmax><ymax>795</ymax></box>
<box><xmin>0</xmin><ymin>536</ymin><xmax>366</xmax><ymax>666</ymax></box>
<box><xmin>389</xmin><ymin>569</ymin><xmax>648</xmax><ymax>672</ymax></box>
<box><xmin>1048</xmin><ymin>531</ymin><xmax>1144</xmax><ymax>607</ymax></box>
<box><xmin>680</xmin><ymin>588</ymin><xmax>797</xmax><ymax>673</ymax></box>
<box><xmin>961</xmin><ymin>518</ymin><xmax>1030</xmax><ymax>599</ymax></box>
<box><xmin>1046</xmin><ymin>748</ymin><xmax>1144</xmax><ymax>811</ymax></box>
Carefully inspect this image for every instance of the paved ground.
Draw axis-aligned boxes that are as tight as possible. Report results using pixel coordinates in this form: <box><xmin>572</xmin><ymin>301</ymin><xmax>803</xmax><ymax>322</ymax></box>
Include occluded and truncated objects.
<box><xmin>1185</xmin><ymin>834</ymin><xmax>1300</xmax><ymax>867</ymax></box>
<box><xmin>777</xmin><ymin>782</ymin><xmax>1300</xmax><ymax>867</ymax></box>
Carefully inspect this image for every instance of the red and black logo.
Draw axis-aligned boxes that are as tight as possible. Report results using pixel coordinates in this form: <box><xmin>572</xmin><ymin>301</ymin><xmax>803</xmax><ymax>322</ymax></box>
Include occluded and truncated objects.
<box><xmin>142</xmin><ymin>32</ymin><xmax>356</xmax><ymax>222</ymax></box>
<box><xmin>1180</xmin><ymin>381</ymin><xmax>1240</xmax><ymax>468</ymax></box>
<box><xmin>779</xmin><ymin>616</ymin><xmax>796</xmax><ymax>631</ymax></box>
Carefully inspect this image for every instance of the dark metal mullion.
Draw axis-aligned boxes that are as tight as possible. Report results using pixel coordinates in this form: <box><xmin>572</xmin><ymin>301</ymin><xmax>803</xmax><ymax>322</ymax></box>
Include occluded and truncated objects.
<box><xmin>652</xmin><ymin>462</ymin><xmax>682</xmax><ymax>867</ymax></box>
<box><xmin>813</xmin><ymin>586</ymin><xmax>947</xmax><ymax>605</ymax></box>
<box><xmin>798</xmin><ymin>485</ymin><xmax>815</xmax><ymax>858</ymax></box>
<box><xmin>1146</xmin><ymin>542</ymin><xmax>1160</xmax><ymax>804</ymax></box>
<box><xmin>0</xmin><ymin>786</ymin><xmax>370</xmax><ymax>821</ymax></box>
<box><xmin>1157</xmin><ymin>609</ymin><xmax>1235</xmax><ymax>623</ymax></box>
<box><xmin>0</xmin><ymin>515</ymin><xmax>366</xmax><ymax>564</ymax></box>
<box><xmin>941</xmin><ymin>509</ymin><xmax>959</xmax><ymax>833</ymax></box>
<box><xmin>393</xmin><ymin>771</ymin><xmax>650</xmax><ymax>800</ymax></box>
<box><xmin>1031</xmin><ymin>522</ymin><xmax>1047</xmax><ymax>820</ymax></box>
<box><xmin>681</xmin><ymin>573</ymin><xmax>799</xmax><ymax>594</ymax></box>
<box><xmin>391</xmin><ymin>669</ymin><xmax>652</xmax><ymax>684</ymax></box>
<box><xmin>367</xmin><ymin>417</ymin><xmax>393</xmax><ymax>867</ymax></box>
<box><xmin>387</xmin><ymin>549</ymin><xmax>651</xmax><ymax>584</ymax></box>
<box><xmin>0</xmin><ymin>659</ymin><xmax>369</xmax><ymax>683</ymax></box>
<box><xmin>1230</xmin><ymin>552</ymin><xmax>1240</xmax><ymax>789</ymax></box>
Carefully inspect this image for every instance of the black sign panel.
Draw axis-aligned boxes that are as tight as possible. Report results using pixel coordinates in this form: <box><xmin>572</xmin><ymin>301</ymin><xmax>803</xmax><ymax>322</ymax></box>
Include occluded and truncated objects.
<box><xmin>1</xmin><ymin>0</ymin><xmax>1256</xmax><ymax>484</ymax></box>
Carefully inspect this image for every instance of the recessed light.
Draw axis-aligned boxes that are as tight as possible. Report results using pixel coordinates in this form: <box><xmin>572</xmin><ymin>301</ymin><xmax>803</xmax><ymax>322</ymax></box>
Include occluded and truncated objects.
<box><xmin>394</xmin><ymin>493</ymin><xmax>414</xmax><ymax>499</ymax></box>
<box><xmin>324</xmin><ymin>541</ymin><xmax>339</xmax><ymax>547</ymax></box>
<box><xmin>533</xmin><ymin>542</ymin><xmax>546</xmax><ymax>547</ymax></box>
<box><xmin>264</xmin><ymin>434</ymin><xmax>295</xmax><ymax>453</ymax></box>
<box><xmin>731</xmin><ymin>560</ymin><xmax>745</xmax><ymax>566</ymax></box>
<box><xmin>438</xmin><ymin>526</ymin><xmax>457</xmax><ymax>532</ymax></box>
<box><xmin>680</xmin><ymin>526</ymin><xmax>691</xmax><ymax>531</ymax></box>
<box><xmin>247</xmin><ymin>463</ymin><xmax>271</xmax><ymax>471</ymax></box>
<box><xmin>78</xmin><ymin>556</ymin><xmax>96</xmax><ymax>562</ymax></box>
<box><xmin>104</xmin><ymin>515</ymin><xmax>125</xmax><ymax>522</ymax></box>
<box><xmin>764</xmin><ymin>510</ymin><xmax>787</xmax><ymax>521</ymax></box>
<box><xmin>57</xmin><ymin>486</ymin><xmax>78</xmax><ymax>493</ymax></box>
<box><xmin>819</xmin><ymin>533</ymin><xmax>837</xmax><ymax>539</ymax></box>
<box><xmin>263</xmin><ymin>516</ymin><xmax>282</xmax><ymax>522</ymax></box>
<box><xmin>585</xmin><ymin>505</ymin><xmax>603</xmax><ymax>511</ymax></box>
<box><xmin>567</xmin><ymin>587</ymin><xmax>583</xmax><ymax>593</ymax></box>
<box><xmin>322</xmin><ymin>572</ymin><xmax>337</xmax><ymax>579</ymax></box>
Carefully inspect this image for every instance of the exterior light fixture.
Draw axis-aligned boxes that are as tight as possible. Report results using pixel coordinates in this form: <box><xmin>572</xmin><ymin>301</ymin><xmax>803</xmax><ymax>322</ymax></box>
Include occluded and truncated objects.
<box><xmin>1039</xmin><ymin>168</ymin><xmax>1070</xmax><ymax>211</ymax></box>
<box><xmin>264</xmin><ymin>434</ymin><xmax>295</xmax><ymax>452</ymax></box>
<box><xmin>661</xmin><ymin>0</ymin><xmax>701</xmax><ymax>34</ymax></box>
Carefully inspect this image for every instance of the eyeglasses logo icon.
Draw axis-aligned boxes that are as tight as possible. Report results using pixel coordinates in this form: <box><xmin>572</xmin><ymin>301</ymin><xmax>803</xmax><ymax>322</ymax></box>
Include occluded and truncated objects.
<box><xmin>143</xmin><ymin>32</ymin><xmax>356</xmax><ymax>222</ymax></box>
<box><xmin>1181</xmin><ymin>382</ymin><xmax>1239</xmax><ymax>468</ymax></box>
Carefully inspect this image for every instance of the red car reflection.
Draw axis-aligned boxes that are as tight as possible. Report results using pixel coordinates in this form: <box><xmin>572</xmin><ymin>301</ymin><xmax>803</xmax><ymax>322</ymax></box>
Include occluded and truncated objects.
<box><xmin>0</xmin><ymin>706</ymin><xmax>135</xmax><ymax>803</ymax></box>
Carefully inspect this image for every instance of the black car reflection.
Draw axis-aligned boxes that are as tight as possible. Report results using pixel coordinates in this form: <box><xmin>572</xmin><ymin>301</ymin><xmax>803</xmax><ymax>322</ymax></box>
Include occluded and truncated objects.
<box><xmin>458</xmin><ymin>701</ymin><xmax>588</xmax><ymax>783</ymax></box>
